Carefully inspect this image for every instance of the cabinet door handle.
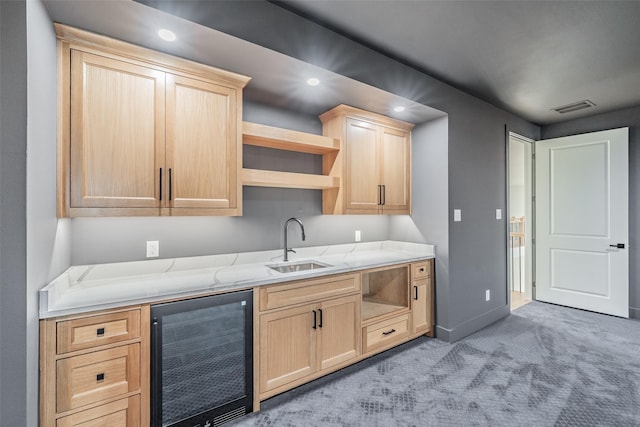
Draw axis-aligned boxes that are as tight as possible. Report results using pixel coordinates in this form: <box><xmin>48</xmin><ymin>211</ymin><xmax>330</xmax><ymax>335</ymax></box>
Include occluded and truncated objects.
<box><xmin>312</xmin><ymin>310</ymin><xmax>317</xmax><ymax>329</ymax></box>
<box><xmin>413</xmin><ymin>285</ymin><xmax>419</xmax><ymax>300</ymax></box>
<box><xmin>378</xmin><ymin>185</ymin><xmax>382</xmax><ymax>205</ymax></box>
<box><xmin>96</xmin><ymin>373</ymin><xmax>105</xmax><ymax>381</ymax></box>
<box><xmin>168</xmin><ymin>168</ymin><xmax>173</xmax><ymax>201</ymax></box>
<box><xmin>381</xmin><ymin>184</ymin><xmax>386</xmax><ymax>206</ymax></box>
<box><xmin>382</xmin><ymin>329</ymin><xmax>396</xmax><ymax>336</ymax></box>
<box><xmin>96</xmin><ymin>327</ymin><xmax>105</xmax><ymax>336</ymax></box>
<box><xmin>159</xmin><ymin>168</ymin><xmax>163</xmax><ymax>201</ymax></box>
<box><xmin>318</xmin><ymin>308</ymin><xmax>323</xmax><ymax>328</ymax></box>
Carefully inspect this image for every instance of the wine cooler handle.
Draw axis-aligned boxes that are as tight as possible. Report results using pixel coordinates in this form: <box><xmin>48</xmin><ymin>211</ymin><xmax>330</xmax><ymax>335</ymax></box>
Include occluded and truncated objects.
<box><xmin>152</xmin><ymin>319</ymin><xmax>160</xmax><ymax>426</ymax></box>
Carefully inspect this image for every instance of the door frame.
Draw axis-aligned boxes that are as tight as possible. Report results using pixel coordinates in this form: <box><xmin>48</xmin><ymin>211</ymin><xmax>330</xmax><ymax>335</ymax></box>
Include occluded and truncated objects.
<box><xmin>505</xmin><ymin>129</ymin><xmax>535</xmax><ymax>310</ymax></box>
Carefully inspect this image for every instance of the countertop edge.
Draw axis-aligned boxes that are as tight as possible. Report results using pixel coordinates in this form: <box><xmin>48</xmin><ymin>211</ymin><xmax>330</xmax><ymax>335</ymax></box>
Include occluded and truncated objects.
<box><xmin>40</xmin><ymin>241</ymin><xmax>435</xmax><ymax>319</ymax></box>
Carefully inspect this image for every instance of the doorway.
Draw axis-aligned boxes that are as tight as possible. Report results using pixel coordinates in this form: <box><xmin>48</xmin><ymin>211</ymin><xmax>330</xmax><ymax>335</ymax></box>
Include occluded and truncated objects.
<box><xmin>508</xmin><ymin>133</ymin><xmax>533</xmax><ymax>310</ymax></box>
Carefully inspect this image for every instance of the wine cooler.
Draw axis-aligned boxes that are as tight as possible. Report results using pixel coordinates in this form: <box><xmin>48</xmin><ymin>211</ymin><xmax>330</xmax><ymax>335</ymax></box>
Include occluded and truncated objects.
<box><xmin>151</xmin><ymin>290</ymin><xmax>253</xmax><ymax>426</ymax></box>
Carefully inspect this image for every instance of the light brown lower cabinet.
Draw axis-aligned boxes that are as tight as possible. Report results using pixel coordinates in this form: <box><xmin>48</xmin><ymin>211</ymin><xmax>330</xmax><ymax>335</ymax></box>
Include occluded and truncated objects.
<box><xmin>411</xmin><ymin>279</ymin><xmax>431</xmax><ymax>334</ymax></box>
<box><xmin>40</xmin><ymin>260</ymin><xmax>434</xmax><ymax>422</ymax></box>
<box><xmin>259</xmin><ymin>294</ymin><xmax>360</xmax><ymax>397</ymax></box>
<box><xmin>256</xmin><ymin>260</ymin><xmax>434</xmax><ymax>403</ymax></box>
<box><xmin>410</xmin><ymin>260</ymin><xmax>435</xmax><ymax>335</ymax></box>
<box><xmin>40</xmin><ymin>306</ymin><xmax>149</xmax><ymax>427</ymax></box>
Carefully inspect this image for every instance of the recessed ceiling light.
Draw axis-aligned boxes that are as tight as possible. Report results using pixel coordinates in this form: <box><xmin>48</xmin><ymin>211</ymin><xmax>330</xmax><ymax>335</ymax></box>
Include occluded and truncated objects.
<box><xmin>393</xmin><ymin>106</ymin><xmax>406</xmax><ymax>112</ymax></box>
<box><xmin>306</xmin><ymin>77</ymin><xmax>320</xmax><ymax>86</ymax></box>
<box><xmin>158</xmin><ymin>29</ymin><xmax>176</xmax><ymax>42</ymax></box>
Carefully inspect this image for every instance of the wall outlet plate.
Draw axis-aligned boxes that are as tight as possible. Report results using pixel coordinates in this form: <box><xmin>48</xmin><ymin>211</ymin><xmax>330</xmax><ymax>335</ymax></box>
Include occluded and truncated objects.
<box><xmin>147</xmin><ymin>240</ymin><xmax>159</xmax><ymax>258</ymax></box>
<box><xmin>454</xmin><ymin>209</ymin><xmax>462</xmax><ymax>222</ymax></box>
<box><xmin>355</xmin><ymin>230</ymin><xmax>361</xmax><ymax>242</ymax></box>
<box><xmin>485</xmin><ymin>289</ymin><xmax>491</xmax><ymax>301</ymax></box>
<box><xmin>496</xmin><ymin>209</ymin><xmax>502</xmax><ymax>220</ymax></box>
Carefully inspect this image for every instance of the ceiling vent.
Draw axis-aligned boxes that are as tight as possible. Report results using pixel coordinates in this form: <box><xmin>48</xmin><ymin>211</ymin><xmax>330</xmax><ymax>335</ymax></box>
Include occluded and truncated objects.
<box><xmin>552</xmin><ymin>100</ymin><xmax>596</xmax><ymax>114</ymax></box>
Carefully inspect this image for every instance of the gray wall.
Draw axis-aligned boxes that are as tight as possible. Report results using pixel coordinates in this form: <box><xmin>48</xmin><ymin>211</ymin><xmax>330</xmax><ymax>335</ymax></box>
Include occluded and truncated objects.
<box><xmin>0</xmin><ymin>0</ymin><xmax>28</xmax><ymax>424</ymax></box>
<box><xmin>542</xmin><ymin>105</ymin><xmax>640</xmax><ymax>319</ymax></box>
<box><xmin>390</xmin><ymin>116</ymin><xmax>449</xmax><ymax>328</ymax></box>
<box><xmin>26</xmin><ymin>0</ymin><xmax>69</xmax><ymax>425</ymax></box>
<box><xmin>156</xmin><ymin>1</ymin><xmax>541</xmax><ymax>340</ymax></box>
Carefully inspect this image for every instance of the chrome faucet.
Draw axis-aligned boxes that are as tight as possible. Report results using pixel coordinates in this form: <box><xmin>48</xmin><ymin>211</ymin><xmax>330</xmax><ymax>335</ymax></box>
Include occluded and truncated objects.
<box><xmin>284</xmin><ymin>218</ymin><xmax>306</xmax><ymax>262</ymax></box>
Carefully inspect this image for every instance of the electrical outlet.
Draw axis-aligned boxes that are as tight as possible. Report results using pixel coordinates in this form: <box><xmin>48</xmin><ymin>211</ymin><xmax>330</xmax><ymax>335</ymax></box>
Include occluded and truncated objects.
<box><xmin>454</xmin><ymin>209</ymin><xmax>462</xmax><ymax>222</ymax></box>
<box><xmin>146</xmin><ymin>240</ymin><xmax>159</xmax><ymax>258</ymax></box>
<box><xmin>496</xmin><ymin>209</ymin><xmax>502</xmax><ymax>220</ymax></box>
<box><xmin>485</xmin><ymin>289</ymin><xmax>491</xmax><ymax>301</ymax></box>
<box><xmin>355</xmin><ymin>230</ymin><xmax>361</xmax><ymax>242</ymax></box>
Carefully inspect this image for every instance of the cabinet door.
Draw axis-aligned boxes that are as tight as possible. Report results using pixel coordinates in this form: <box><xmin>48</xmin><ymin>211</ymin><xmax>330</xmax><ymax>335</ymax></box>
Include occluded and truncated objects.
<box><xmin>70</xmin><ymin>50</ymin><xmax>165</xmax><ymax>210</ymax></box>
<box><xmin>165</xmin><ymin>74</ymin><xmax>239</xmax><ymax>212</ymax></box>
<box><xmin>317</xmin><ymin>295</ymin><xmax>360</xmax><ymax>371</ymax></box>
<box><xmin>345</xmin><ymin>118</ymin><xmax>381</xmax><ymax>213</ymax></box>
<box><xmin>411</xmin><ymin>279</ymin><xmax>433</xmax><ymax>334</ymax></box>
<box><xmin>259</xmin><ymin>304</ymin><xmax>317</xmax><ymax>392</ymax></box>
<box><xmin>411</xmin><ymin>280</ymin><xmax>428</xmax><ymax>333</ymax></box>
<box><xmin>380</xmin><ymin>127</ymin><xmax>411</xmax><ymax>214</ymax></box>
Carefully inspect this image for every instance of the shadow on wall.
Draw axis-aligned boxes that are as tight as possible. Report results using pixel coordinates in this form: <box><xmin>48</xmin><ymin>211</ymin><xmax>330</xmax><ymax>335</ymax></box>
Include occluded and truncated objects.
<box><xmin>68</xmin><ymin>189</ymin><xmax>393</xmax><ymax>265</ymax></box>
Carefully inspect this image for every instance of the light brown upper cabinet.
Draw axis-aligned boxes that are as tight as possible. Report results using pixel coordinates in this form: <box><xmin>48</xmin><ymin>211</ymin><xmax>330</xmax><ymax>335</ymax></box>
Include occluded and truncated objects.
<box><xmin>320</xmin><ymin>105</ymin><xmax>414</xmax><ymax>215</ymax></box>
<box><xmin>57</xmin><ymin>24</ymin><xmax>249</xmax><ymax>217</ymax></box>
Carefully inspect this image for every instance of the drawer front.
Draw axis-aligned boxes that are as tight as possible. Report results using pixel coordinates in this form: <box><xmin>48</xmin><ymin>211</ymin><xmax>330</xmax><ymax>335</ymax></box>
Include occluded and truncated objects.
<box><xmin>56</xmin><ymin>395</ymin><xmax>140</xmax><ymax>427</ymax></box>
<box><xmin>56</xmin><ymin>344</ymin><xmax>140</xmax><ymax>412</ymax></box>
<box><xmin>411</xmin><ymin>261</ymin><xmax>431</xmax><ymax>280</ymax></box>
<box><xmin>260</xmin><ymin>273</ymin><xmax>360</xmax><ymax>311</ymax></box>
<box><xmin>57</xmin><ymin>310</ymin><xmax>140</xmax><ymax>354</ymax></box>
<box><xmin>363</xmin><ymin>314</ymin><xmax>410</xmax><ymax>353</ymax></box>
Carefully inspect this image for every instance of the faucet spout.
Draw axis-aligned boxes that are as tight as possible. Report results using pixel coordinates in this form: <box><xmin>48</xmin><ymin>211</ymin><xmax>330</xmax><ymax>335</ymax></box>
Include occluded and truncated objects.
<box><xmin>284</xmin><ymin>218</ymin><xmax>306</xmax><ymax>262</ymax></box>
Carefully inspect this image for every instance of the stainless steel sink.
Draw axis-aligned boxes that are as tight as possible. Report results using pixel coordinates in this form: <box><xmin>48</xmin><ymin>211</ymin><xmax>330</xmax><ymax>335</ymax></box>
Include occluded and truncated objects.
<box><xmin>267</xmin><ymin>260</ymin><xmax>331</xmax><ymax>273</ymax></box>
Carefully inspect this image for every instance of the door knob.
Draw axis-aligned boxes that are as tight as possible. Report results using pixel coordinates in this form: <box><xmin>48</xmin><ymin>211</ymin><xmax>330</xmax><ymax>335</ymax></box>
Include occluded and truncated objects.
<box><xmin>609</xmin><ymin>243</ymin><xmax>625</xmax><ymax>249</ymax></box>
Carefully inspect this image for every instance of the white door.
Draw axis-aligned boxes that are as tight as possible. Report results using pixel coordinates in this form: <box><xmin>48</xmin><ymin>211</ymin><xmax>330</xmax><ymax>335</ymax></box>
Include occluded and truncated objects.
<box><xmin>535</xmin><ymin>128</ymin><xmax>628</xmax><ymax>317</ymax></box>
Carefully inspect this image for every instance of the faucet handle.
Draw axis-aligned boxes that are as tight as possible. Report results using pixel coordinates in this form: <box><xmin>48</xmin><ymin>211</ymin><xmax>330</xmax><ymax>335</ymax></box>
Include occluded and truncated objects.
<box><xmin>287</xmin><ymin>248</ymin><xmax>297</xmax><ymax>254</ymax></box>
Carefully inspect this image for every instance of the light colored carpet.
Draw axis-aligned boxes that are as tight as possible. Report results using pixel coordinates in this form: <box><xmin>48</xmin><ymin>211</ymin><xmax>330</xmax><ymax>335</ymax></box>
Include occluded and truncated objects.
<box><xmin>232</xmin><ymin>301</ymin><xmax>640</xmax><ymax>426</ymax></box>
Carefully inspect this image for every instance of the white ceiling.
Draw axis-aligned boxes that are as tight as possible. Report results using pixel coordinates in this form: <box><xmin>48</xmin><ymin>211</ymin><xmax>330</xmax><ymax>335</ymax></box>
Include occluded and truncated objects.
<box><xmin>43</xmin><ymin>0</ymin><xmax>445</xmax><ymax>125</ymax></box>
<box><xmin>281</xmin><ymin>0</ymin><xmax>640</xmax><ymax>125</ymax></box>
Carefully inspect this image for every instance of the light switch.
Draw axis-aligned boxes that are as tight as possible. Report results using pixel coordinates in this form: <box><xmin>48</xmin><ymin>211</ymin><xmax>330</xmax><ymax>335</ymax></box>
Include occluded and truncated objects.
<box><xmin>496</xmin><ymin>209</ymin><xmax>502</xmax><ymax>220</ymax></box>
<box><xmin>454</xmin><ymin>209</ymin><xmax>462</xmax><ymax>222</ymax></box>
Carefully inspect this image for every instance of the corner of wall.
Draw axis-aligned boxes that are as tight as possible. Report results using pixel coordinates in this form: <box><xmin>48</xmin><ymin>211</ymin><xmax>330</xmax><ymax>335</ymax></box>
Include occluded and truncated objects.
<box><xmin>443</xmin><ymin>303</ymin><xmax>510</xmax><ymax>343</ymax></box>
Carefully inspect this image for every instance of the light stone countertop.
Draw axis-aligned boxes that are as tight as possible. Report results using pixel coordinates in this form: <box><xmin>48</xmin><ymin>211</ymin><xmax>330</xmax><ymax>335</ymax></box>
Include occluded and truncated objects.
<box><xmin>39</xmin><ymin>240</ymin><xmax>435</xmax><ymax>319</ymax></box>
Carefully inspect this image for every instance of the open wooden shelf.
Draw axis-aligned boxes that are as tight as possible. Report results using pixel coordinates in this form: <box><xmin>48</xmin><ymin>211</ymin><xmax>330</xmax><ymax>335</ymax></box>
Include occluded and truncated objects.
<box><xmin>242</xmin><ymin>168</ymin><xmax>339</xmax><ymax>190</ymax></box>
<box><xmin>362</xmin><ymin>298</ymin><xmax>406</xmax><ymax>321</ymax></box>
<box><xmin>243</xmin><ymin>122</ymin><xmax>340</xmax><ymax>154</ymax></box>
<box><xmin>242</xmin><ymin>121</ymin><xmax>341</xmax><ymax>191</ymax></box>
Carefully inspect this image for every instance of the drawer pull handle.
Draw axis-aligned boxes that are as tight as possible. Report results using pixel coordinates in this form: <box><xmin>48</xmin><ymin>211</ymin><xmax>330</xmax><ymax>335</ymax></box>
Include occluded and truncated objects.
<box><xmin>382</xmin><ymin>329</ymin><xmax>396</xmax><ymax>336</ymax></box>
<box><xmin>96</xmin><ymin>328</ymin><xmax>105</xmax><ymax>336</ymax></box>
<box><xmin>96</xmin><ymin>373</ymin><xmax>105</xmax><ymax>381</ymax></box>
<box><xmin>419</xmin><ymin>268</ymin><xmax>425</xmax><ymax>272</ymax></box>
